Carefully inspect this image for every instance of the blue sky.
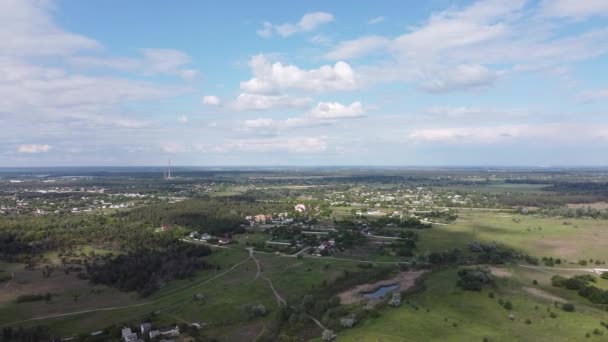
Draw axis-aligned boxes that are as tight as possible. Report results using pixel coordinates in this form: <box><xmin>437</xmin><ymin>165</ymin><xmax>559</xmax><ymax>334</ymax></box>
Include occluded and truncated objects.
<box><xmin>2</xmin><ymin>0</ymin><xmax>608</xmax><ymax>166</ymax></box>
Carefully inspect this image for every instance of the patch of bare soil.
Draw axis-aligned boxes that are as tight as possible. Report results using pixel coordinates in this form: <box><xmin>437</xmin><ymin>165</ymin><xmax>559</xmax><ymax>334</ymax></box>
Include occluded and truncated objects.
<box><xmin>338</xmin><ymin>271</ymin><xmax>426</xmax><ymax>305</ymax></box>
<box><xmin>489</xmin><ymin>267</ymin><xmax>513</xmax><ymax>277</ymax></box>
<box><xmin>523</xmin><ymin>287</ymin><xmax>566</xmax><ymax>303</ymax></box>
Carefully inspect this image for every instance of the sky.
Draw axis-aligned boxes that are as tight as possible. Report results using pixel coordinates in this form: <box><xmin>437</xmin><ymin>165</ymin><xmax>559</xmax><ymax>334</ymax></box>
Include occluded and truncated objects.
<box><xmin>2</xmin><ymin>0</ymin><xmax>608</xmax><ymax>167</ymax></box>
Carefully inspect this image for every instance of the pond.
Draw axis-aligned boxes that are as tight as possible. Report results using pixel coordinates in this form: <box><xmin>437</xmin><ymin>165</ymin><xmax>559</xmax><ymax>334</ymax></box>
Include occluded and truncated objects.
<box><xmin>362</xmin><ymin>284</ymin><xmax>399</xmax><ymax>299</ymax></box>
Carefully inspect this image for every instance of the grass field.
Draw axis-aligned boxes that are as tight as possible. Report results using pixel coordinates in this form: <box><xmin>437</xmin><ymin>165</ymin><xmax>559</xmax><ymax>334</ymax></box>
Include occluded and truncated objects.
<box><xmin>417</xmin><ymin>211</ymin><xmax>608</xmax><ymax>262</ymax></box>
<box><xmin>2</xmin><ymin>208</ymin><xmax>607</xmax><ymax>340</ymax></box>
<box><xmin>337</xmin><ymin>267</ymin><xmax>607</xmax><ymax>342</ymax></box>
<box><xmin>0</xmin><ymin>246</ymin><xmax>364</xmax><ymax>339</ymax></box>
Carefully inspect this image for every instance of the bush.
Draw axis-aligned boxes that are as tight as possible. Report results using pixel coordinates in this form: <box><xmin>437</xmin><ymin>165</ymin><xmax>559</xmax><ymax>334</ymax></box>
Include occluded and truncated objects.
<box><xmin>388</xmin><ymin>293</ymin><xmax>401</xmax><ymax>307</ymax></box>
<box><xmin>15</xmin><ymin>293</ymin><xmax>51</xmax><ymax>303</ymax></box>
<box><xmin>339</xmin><ymin>314</ymin><xmax>357</xmax><ymax>328</ymax></box>
<box><xmin>250</xmin><ymin>304</ymin><xmax>267</xmax><ymax>317</ymax></box>
<box><xmin>503</xmin><ymin>301</ymin><xmax>513</xmax><ymax>310</ymax></box>
<box><xmin>457</xmin><ymin>267</ymin><xmax>493</xmax><ymax>291</ymax></box>
<box><xmin>562</xmin><ymin>303</ymin><xmax>575</xmax><ymax>312</ymax></box>
<box><xmin>321</xmin><ymin>329</ymin><xmax>336</xmax><ymax>341</ymax></box>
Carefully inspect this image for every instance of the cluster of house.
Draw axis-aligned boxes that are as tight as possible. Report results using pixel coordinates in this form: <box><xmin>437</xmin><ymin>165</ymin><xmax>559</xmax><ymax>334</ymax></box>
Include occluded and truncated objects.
<box><xmin>313</xmin><ymin>238</ymin><xmax>336</xmax><ymax>256</ymax></box>
<box><xmin>244</xmin><ymin>204</ymin><xmax>306</xmax><ymax>226</ymax></box>
<box><xmin>188</xmin><ymin>231</ymin><xmax>232</xmax><ymax>245</ymax></box>
<box><xmin>245</xmin><ymin>213</ymin><xmax>293</xmax><ymax>225</ymax></box>
<box><xmin>121</xmin><ymin>323</ymin><xmax>180</xmax><ymax>342</ymax></box>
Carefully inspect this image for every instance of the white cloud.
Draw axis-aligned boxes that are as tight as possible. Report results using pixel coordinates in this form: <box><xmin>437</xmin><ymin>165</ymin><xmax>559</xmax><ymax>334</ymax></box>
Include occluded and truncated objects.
<box><xmin>233</xmin><ymin>93</ymin><xmax>311</xmax><ymax>111</ymax></box>
<box><xmin>324</xmin><ymin>36</ymin><xmax>390</xmax><ymax>60</ymax></box>
<box><xmin>423</xmin><ymin>106</ymin><xmax>528</xmax><ymax>120</ymax></box>
<box><xmin>325</xmin><ymin>0</ymin><xmax>608</xmax><ymax>92</ymax></box>
<box><xmin>577</xmin><ymin>89</ymin><xmax>608</xmax><ymax>103</ymax></box>
<box><xmin>310</xmin><ymin>101</ymin><xmax>365</xmax><ymax>119</ymax></box>
<box><xmin>70</xmin><ymin>48</ymin><xmax>199</xmax><ymax>80</ymax></box>
<box><xmin>113</xmin><ymin>118</ymin><xmax>154</xmax><ymax>129</ymax></box>
<box><xmin>391</xmin><ymin>0</ymin><xmax>523</xmax><ymax>60</ymax></box>
<box><xmin>178</xmin><ymin>115</ymin><xmax>189</xmax><ymax>124</ymax></box>
<box><xmin>310</xmin><ymin>34</ymin><xmax>332</xmax><ymax>45</ymax></box>
<box><xmin>240</xmin><ymin>54</ymin><xmax>357</xmax><ymax>94</ymax></box>
<box><xmin>541</xmin><ymin>0</ymin><xmax>608</xmax><ymax>19</ymax></box>
<box><xmin>368</xmin><ymin>16</ymin><xmax>386</xmax><ymax>24</ymax></box>
<box><xmin>161</xmin><ymin>142</ymin><xmax>186</xmax><ymax>153</ymax></box>
<box><xmin>258</xmin><ymin>12</ymin><xmax>334</xmax><ymax>38</ymax></box>
<box><xmin>17</xmin><ymin>144</ymin><xmax>51</xmax><ymax>153</ymax></box>
<box><xmin>408</xmin><ymin>124</ymin><xmax>608</xmax><ymax>144</ymax></box>
<box><xmin>240</xmin><ymin>101</ymin><xmax>365</xmax><ymax>131</ymax></box>
<box><xmin>216</xmin><ymin>137</ymin><xmax>328</xmax><ymax>153</ymax></box>
<box><xmin>202</xmin><ymin>95</ymin><xmax>221</xmax><ymax>106</ymax></box>
<box><xmin>418</xmin><ymin>64</ymin><xmax>501</xmax><ymax>92</ymax></box>
<box><xmin>0</xmin><ymin>0</ymin><xmax>100</xmax><ymax>56</ymax></box>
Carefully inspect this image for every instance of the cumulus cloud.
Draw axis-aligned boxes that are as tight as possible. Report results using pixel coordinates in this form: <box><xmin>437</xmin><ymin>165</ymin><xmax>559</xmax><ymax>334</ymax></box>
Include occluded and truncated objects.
<box><xmin>326</xmin><ymin>0</ymin><xmax>608</xmax><ymax>93</ymax></box>
<box><xmin>240</xmin><ymin>101</ymin><xmax>365</xmax><ymax>131</ymax></box>
<box><xmin>310</xmin><ymin>101</ymin><xmax>365</xmax><ymax>119</ymax></box>
<box><xmin>202</xmin><ymin>95</ymin><xmax>221</xmax><ymax>106</ymax></box>
<box><xmin>233</xmin><ymin>93</ymin><xmax>311</xmax><ymax>111</ymax></box>
<box><xmin>257</xmin><ymin>12</ymin><xmax>334</xmax><ymax>38</ymax></box>
<box><xmin>17</xmin><ymin>144</ymin><xmax>51</xmax><ymax>153</ymax></box>
<box><xmin>240</xmin><ymin>54</ymin><xmax>357</xmax><ymax>94</ymax></box>
<box><xmin>0</xmin><ymin>0</ymin><xmax>199</xmax><ymax>165</ymax></box>
<box><xmin>178</xmin><ymin>115</ymin><xmax>189</xmax><ymax>124</ymax></box>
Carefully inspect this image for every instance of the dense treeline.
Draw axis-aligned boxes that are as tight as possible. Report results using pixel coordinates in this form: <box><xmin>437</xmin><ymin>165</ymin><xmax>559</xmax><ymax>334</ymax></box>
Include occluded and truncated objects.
<box><xmin>544</xmin><ymin>182</ymin><xmax>608</xmax><ymax>195</ymax></box>
<box><xmin>1</xmin><ymin>326</ymin><xmax>53</xmax><ymax>342</ymax></box>
<box><xmin>87</xmin><ymin>240</ymin><xmax>212</xmax><ymax>296</ymax></box>
<box><xmin>0</xmin><ymin>213</ymin><xmax>165</xmax><ymax>260</ymax></box>
<box><xmin>519</xmin><ymin>206</ymin><xmax>608</xmax><ymax>219</ymax></box>
<box><xmin>551</xmin><ymin>274</ymin><xmax>608</xmax><ymax>305</ymax></box>
<box><xmin>121</xmin><ymin>198</ymin><xmax>292</xmax><ymax>236</ymax></box>
<box><xmin>0</xmin><ymin>198</ymin><xmax>294</xmax><ymax>261</ymax></box>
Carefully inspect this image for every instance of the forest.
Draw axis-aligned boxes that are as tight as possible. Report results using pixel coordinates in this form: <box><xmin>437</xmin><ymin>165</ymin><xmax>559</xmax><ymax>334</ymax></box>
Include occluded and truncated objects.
<box><xmin>87</xmin><ymin>240</ymin><xmax>213</xmax><ymax>296</ymax></box>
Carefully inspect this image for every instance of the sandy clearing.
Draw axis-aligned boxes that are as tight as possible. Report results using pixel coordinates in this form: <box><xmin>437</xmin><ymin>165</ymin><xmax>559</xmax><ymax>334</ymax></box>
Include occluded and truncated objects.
<box><xmin>489</xmin><ymin>267</ymin><xmax>513</xmax><ymax>277</ymax></box>
<box><xmin>338</xmin><ymin>271</ymin><xmax>427</xmax><ymax>305</ymax></box>
<box><xmin>523</xmin><ymin>287</ymin><xmax>567</xmax><ymax>303</ymax></box>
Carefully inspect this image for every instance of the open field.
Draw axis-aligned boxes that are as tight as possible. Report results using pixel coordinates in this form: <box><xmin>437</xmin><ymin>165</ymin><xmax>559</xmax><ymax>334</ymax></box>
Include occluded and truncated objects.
<box><xmin>337</xmin><ymin>267</ymin><xmax>608</xmax><ymax>342</ymax></box>
<box><xmin>0</xmin><ymin>246</ymin><xmax>365</xmax><ymax>339</ymax></box>
<box><xmin>417</xmin><ymin>211</ymin><xmax>608</xmax><ymax>261</ymax></box>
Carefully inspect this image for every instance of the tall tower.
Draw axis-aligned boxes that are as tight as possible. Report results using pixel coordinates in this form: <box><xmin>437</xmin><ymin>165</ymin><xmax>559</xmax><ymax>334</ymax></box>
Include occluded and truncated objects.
<box><xmin>168</xmin><ymin>159</ymin><xmax>172</xmax><ymax>179</ymax></box>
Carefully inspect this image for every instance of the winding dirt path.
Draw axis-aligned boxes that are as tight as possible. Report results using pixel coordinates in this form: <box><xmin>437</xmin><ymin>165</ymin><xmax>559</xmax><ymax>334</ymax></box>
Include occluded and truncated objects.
<box><xmin>247</xmin><ymin>248</ymin><xmax>325</xmax><ymax>332</ymax></box>
<box><xmin>247</xmin><ymin>248</ymin><xmax>286</xmax><ymax>306</ymax></box>
<box><xmin>517</xmin><ymin>264</ymin><xmax>600</xmax><ymax>275</ymax></box>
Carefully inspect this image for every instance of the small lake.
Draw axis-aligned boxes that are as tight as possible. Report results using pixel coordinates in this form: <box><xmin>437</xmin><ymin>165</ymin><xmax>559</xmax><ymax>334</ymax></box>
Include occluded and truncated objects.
<box><xmin>362</xmin><ymin>284</ymin><xmax>399</xmax><ymax>299</ymax></box>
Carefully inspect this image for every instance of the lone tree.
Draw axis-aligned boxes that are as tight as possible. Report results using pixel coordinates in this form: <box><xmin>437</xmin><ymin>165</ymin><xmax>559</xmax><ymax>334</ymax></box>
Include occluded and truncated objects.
<box><xmin>562</xmin><ymin>303</ymin><xmax>575</xmax><ymax>312</ymax></box>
